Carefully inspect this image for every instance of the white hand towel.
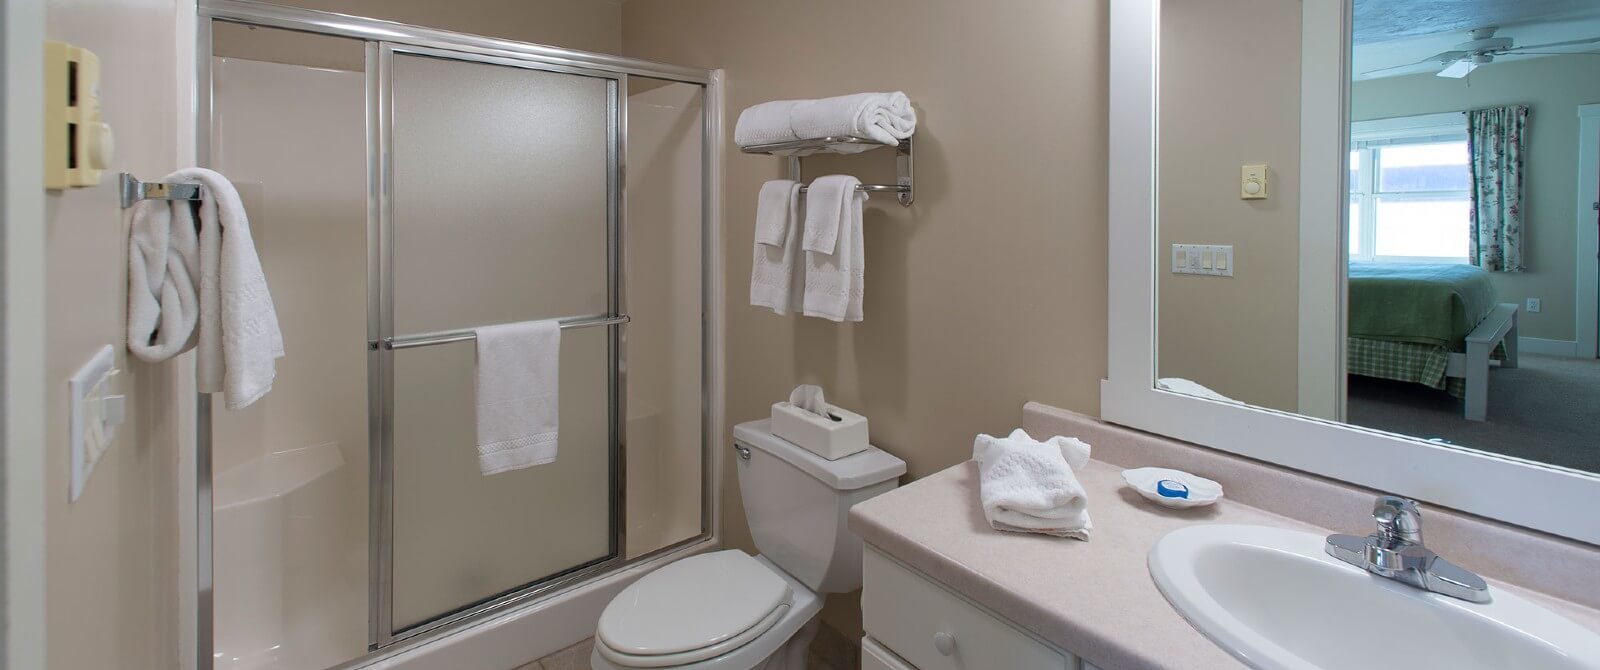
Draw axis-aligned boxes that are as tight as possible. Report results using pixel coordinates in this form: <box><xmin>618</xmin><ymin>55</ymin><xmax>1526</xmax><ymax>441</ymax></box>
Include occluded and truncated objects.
<box><xmin>754</xmin><ymin>179</ymin><xmax>798</xmax><ymax>246</ymax></box>
<box><xmin>790</xmin><ymin>92</ymin><xmax>917</xmax><ymax>148</ymax></box>
<box><xmin>751</xmin><ymin>182</ymin><xmax>805</xmax><ymax>314</ymax></box>
<box><xmin>972</xmin><ymin>429</ymin><xmax>1093</xmax><ymax>540</ymax></box>
<box><xmin>802</xmin><ymin>176</ymin><xmax>866</xmax><ymax>322</ymax></box>
<box><xmin>126</xmin><ymin>168</ymin><xmax>284</xmax><ymax>410</ymax></box>
<box><xmin>475</xmin><ymin>320</ymin><xmax>560</xmax><ymax>475</ymax></box>
<box><xmin>734</xmin><ymin>99</ymin><xmax>802</xmax><ymax>148</ymax></box>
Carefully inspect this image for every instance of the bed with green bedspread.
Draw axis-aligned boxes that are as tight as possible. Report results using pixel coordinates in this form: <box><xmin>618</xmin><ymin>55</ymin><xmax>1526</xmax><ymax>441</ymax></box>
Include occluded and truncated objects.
<box><xmin>1347</xmin><ymin>262</ymin><xmax>1501</xmax><ymax>397</ymax></box>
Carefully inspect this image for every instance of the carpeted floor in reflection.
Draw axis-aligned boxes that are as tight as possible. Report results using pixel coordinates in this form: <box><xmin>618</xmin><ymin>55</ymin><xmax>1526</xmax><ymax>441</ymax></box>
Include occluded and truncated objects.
<box><xmin>1346</xmin><ymin>353</ymin><xmax>1600</xmax><ymax>474</ymax></box>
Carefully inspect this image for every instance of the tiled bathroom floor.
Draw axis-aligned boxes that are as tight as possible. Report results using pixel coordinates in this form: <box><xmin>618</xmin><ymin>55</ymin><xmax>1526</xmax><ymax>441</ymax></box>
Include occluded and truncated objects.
<box><xmin>517</xmin><ymin>638</ymin><xmax>594</xmax><ymax>670</ymax></box>
<box><xmin>520</xmin><ymin>629</ymin><xmax>855</xmax><ymax>669</ymax></box>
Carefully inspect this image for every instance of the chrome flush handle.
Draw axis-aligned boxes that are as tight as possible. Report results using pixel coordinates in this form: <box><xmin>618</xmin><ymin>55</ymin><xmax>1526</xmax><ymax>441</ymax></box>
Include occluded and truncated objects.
<box><xmin>733</xmin><ymin>444</ymin><xmax>751</xmax><ymax>461</ymax></box>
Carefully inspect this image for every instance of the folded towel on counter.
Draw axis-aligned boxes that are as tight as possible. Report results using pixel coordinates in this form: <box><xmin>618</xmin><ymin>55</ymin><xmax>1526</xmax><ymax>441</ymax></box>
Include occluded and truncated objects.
<box><xmin>475</xmin><ymin>320</ymin><xmax>561</xmax><ymax>475</ymax></box>
<box><xmin>734</xmin><ymin>92</ymin><xmax>917</xmax><ymax>153</ymax></box>
<box><xmin>751</xmin><ymin>181</ymin><xmax>806</xmax><ymax>314</ymax></box>
<box><xmin>127</xmin><ymin>167</ymin><xmax>284</xmax><ymax>410</ymax></box>
<box><xmin>801</xmin><ymin>175</ymin><xmax>866</xmax><ymax>322</ymax></box>
<box><xmin>972</xmin><ymin>429</ymin><xmax>1093</xmax><ymax>540</ymax></box>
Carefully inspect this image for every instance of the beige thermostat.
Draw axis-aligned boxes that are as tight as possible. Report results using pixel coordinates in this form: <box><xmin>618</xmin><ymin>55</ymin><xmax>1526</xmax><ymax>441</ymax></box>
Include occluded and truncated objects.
<box><xmin>1240</xmin><ymin>164</ymin><xmax>1267</xmax><ymax>200</ymax></box>
<box><xmin>46</xmin><ymin>40</ymin><xmax>114</xmax><ymax>190</ymax></box>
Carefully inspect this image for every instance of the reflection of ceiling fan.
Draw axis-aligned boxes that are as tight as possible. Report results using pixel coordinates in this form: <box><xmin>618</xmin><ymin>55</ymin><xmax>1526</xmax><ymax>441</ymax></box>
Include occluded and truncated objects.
<box><xmin>1364</xmin><ymin>27</ymin><xmax>1600</xmax><ymax>79</ymax></box>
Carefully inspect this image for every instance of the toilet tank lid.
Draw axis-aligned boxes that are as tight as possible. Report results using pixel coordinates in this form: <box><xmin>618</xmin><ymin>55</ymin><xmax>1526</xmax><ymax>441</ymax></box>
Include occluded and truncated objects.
<box><xmin>734</xmin><ymin>420</ymin><xmax>906</xmax><ymax>490</ymax></box>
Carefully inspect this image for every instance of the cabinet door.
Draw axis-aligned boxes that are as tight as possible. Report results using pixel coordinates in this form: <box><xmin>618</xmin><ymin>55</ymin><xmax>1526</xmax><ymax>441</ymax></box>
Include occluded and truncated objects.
<box><xmin>863</xmin><ymin>636</ymin><xmax>917</xmax><ymax>670</ymax></box>
<box><xmin>862</xmin><ymin>549</ymin><xmax>1072</xmax><ymax>670</ymax></box>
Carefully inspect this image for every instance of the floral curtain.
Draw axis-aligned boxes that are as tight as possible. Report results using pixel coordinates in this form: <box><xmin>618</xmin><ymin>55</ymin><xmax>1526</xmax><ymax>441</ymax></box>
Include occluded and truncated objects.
<box><xmin>1465</xmin><ymin>104</ymin><xmax>1528</xmax><ymax>272</ymax></box>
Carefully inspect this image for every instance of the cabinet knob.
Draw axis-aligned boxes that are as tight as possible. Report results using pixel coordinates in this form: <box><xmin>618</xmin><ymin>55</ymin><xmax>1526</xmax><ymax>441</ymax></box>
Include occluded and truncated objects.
<box><xmin>933</xmin><ymin>631</ymin><xmax>957</xmax><ymax>656</ymax></box>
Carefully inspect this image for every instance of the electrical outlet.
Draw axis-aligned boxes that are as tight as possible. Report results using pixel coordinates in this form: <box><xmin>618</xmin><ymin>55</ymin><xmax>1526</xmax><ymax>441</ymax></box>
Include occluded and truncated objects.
<box><xmin>1526</xmin><ymin>298</ymin><xmax>1541</xmax><ymax>313</ymax></box>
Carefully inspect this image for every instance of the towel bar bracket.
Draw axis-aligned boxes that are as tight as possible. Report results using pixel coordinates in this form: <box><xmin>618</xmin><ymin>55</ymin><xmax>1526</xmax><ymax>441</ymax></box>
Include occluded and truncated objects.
<box><xmin>742</xmin><ymin>136</ymin><xmax>914</xmax><ymax>207</ymax></box>
<box><xmin>120</xmin><ymin>172</ymin><xmax>204</xmax><ymax>209</ymax></box>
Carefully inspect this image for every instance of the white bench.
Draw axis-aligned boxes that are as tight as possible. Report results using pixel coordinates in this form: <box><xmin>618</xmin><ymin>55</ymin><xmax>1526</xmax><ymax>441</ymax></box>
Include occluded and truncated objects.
<box><xmin>1444</xmin><ymin>302</ymin><xmax>1519</xmax><ymax>422</ymax></box>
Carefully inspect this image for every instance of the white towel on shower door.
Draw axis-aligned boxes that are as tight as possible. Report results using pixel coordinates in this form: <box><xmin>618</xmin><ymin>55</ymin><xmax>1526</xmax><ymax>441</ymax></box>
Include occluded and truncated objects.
<box><xmin>475</xmin><ymin>319</ymin><xmax>560</xmax><ymax>475</ymax></box>
<box><xmin>802</xmin><ymin>175</ymin><xmax>866</xmax><ymax>322</ymax></box>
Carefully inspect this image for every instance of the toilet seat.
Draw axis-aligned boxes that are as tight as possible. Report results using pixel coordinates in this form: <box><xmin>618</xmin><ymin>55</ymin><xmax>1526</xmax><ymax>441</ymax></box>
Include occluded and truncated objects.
<box><xmin>596</xmin><ymin>551</ymin><xmax>794</xmax><ymax>667</ymax></box>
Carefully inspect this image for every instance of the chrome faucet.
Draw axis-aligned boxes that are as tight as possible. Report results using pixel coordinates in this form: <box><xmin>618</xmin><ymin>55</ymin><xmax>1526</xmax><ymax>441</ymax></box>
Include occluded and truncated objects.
<box><xmin>1325</xmin><ymin>496</ymin><xmax>1491</xmax><ymax>603</ymax></box>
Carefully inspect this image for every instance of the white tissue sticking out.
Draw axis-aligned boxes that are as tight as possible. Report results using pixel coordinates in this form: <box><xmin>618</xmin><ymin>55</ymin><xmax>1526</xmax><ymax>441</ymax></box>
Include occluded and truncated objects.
<box><xmin>789</xmin><ymin>384</ymin><xmax>831</xmax><ymax>418</ymax></box>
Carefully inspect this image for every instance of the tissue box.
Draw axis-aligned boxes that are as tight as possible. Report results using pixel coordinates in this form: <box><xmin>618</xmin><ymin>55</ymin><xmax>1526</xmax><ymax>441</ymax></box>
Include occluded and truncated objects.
<box><xmin>770</xmin><ymin>402</ymin><xmax>869</xmax><ymax>460</ymax></box>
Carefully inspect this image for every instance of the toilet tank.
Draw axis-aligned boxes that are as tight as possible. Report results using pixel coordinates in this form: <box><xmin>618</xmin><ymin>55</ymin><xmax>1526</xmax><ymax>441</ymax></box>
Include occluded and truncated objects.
<box><xmin>733</xmin><ymin>420</ymin><xmax>906</xmax><ymax>594</ymax></box>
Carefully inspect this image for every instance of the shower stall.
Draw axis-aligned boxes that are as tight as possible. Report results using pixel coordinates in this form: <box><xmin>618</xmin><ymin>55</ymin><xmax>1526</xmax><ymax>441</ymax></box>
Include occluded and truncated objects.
<box><xmin>194</xmin><ymin>3</ymin><xmax>721</xmax><ymax>668</ymax></box>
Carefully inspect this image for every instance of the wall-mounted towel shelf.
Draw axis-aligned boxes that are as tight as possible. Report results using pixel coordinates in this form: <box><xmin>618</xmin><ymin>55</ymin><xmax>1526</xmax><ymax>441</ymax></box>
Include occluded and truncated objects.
<box><xmin>373</xmin><ymin>314</ymin><xmax>630</xmax><ymax>351</ymax></box>
<box><xmin>741</xmin><ymin>136</ymin><xmax>914</xmax><ymax>206</ymax></box>
<box><xmin>119</xmin><ymin>172</ymin><xmax>203</xmax><ymax>209</ymax></box>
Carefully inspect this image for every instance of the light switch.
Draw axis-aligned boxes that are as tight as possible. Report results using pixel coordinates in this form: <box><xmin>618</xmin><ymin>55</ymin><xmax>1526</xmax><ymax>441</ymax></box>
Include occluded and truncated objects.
<box><xmin>1241</xmin><ymin>164</ymin><xmax>1268</xmax><ymax>200</ymax></box>
<box><xmin>1201</xmin><ymin>250</ymin><xmax>1214</xmax><ymax>270</ymax></box>
<box><xmin>1216</xmin><ymin>248</ymin><xmax>1230</xmax><ymax>271</ymax></box>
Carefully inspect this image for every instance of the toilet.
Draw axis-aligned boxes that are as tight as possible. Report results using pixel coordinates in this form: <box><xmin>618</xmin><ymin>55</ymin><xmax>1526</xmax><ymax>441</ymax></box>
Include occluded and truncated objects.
<box><xmin>591</xmin><ymin>419</ymin><xmax>906</xmax><ymax>670</ymax></box>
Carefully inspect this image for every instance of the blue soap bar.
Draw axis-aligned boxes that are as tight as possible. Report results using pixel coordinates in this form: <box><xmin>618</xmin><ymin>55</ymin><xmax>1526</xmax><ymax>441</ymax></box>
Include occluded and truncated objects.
<box><xmin>1156</xmin><ymin>479</ymin><xmax>1190</xmax><ymax>499</ymax></box>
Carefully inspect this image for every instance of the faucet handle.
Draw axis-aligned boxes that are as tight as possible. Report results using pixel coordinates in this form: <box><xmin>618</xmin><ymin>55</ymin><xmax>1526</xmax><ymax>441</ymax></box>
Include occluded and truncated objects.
<box><xmin>1373</xmin><ymin>496</ymin><xmax>1423</xmax><ymax>544</ymax></box>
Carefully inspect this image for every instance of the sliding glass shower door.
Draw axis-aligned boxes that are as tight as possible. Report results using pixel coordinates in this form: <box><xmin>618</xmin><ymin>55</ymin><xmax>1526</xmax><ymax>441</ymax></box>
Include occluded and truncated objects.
<box><xmin>375</xmin><ymin>45</ymin><xmax>622</xmax><ymax>640</ymax></box>
<box><xmin>201</xmin><ymin>7</ymin><xmax>710</xmax><ymax>668</ymax></box>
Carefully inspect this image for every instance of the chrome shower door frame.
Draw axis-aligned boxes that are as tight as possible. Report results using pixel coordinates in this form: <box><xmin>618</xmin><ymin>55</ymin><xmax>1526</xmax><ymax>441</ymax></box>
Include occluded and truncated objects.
<box><xmin>369</xmin><ymin>40</ymin><xmax>628</xmax><ymax>648</ymax></box>
<box><xmin>195</xmin><ymin>2</ymin><xmax>721</xmax><ymax>668</ymax></box>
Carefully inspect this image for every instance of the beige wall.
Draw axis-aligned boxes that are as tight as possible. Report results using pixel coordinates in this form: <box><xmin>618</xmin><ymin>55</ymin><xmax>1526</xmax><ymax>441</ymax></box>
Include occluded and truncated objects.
<box><xmin>1156</xmin><ymin>0</ymin><xmax>1303</xmax><ymax>411</ymax></box>
<box><xmin>44</xmin><ymin>0</ymin><xmax>183</xmax><ymax>668</ymax></box>
<box><xmin>621</xmin><ymin>0</ymin><xmax>1109</xmax><ymax>636</ymax></box>
<box><xmin>1353</xmin><ymin>56</ymin><xmax>1600</xmax><ymax>343</ymax></box>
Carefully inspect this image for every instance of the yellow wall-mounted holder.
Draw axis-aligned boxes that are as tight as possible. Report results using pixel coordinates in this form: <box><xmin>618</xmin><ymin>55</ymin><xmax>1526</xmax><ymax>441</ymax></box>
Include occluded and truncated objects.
<box><xmin>45</xmin><ymin>40</ymin><xmax>115</xmax><ymax>190</ymax></box>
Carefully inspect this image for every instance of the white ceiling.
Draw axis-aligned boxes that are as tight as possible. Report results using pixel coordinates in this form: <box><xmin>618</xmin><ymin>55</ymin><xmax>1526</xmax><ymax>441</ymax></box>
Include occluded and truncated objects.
<box><xmin>1352</xmin><ymin>0</ymin><xmax>1600</xmax><ymax>80</ymax></box>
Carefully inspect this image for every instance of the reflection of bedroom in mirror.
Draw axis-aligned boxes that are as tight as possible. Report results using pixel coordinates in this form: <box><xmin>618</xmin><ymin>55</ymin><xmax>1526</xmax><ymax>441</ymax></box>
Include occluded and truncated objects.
<box><xmin>1155</xmin><ymin>0</ymin><xmax>1600</xmax><ymax>475</ymax></box>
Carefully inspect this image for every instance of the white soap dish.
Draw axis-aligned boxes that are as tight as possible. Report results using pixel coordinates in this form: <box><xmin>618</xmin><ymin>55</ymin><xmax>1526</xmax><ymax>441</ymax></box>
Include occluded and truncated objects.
<box><xmin>1122</xmin><ymin>467</ymin><xmax>1223</xmax><ymax>509</ymax></box>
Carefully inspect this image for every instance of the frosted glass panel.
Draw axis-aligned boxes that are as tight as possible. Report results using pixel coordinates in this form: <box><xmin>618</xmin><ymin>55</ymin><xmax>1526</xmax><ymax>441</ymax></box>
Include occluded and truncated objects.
<box><xmin>388</xmin><ymin>52</ymin><xmax>615</xmax><ymax>629</ymax></box>
<box><xmin>209</xmin><ymin>36</ymin><xmax>370</xmax><ymax>670</ymax></box>
<box><xmin>391</xmin><ymin>331</ymin><xmax>611</xmax><ymax>629</ymax></box>
<box><xmin>623</xmin><ymin>79</ymin><xmax>704</xmax><ymax>558</ymax></box>
<box><xmin>390</xmin><ymin>53</ymin><xmax>611</xmax><ymax>334</ymax></box>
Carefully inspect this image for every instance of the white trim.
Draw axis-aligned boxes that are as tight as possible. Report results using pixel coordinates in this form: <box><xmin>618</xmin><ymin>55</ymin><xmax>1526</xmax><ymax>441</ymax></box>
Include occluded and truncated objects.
<box><xmin>175</xmin><ymin>1</ymin><xmax>200</xmax><ymax>668</ymax></box>
<box><xmin>1576</xmin><ymin>104</ymin><xmax>1600</xmax><ymax>359</ymax></box>
<box><xmin>1296</xmin><ymin>0</ymin><xmax>1346</xmax><ymax>421</ymax></box>
<box><xmin>1105</xmin><ymin>0</ymin><xmax>1600</xmax><ymax>545</ymax></box>
<box><xmin>1519</xmin><ymin>337</ymin><xmax>1582</xmax><ymax>357</ymax></box>
<box><xmin>3</xmin><ymin>0</ymin><xmax>49</xmax><ymax>667</ymax></box>
<box><xmin>1349</xmin><ymin>111</ymin><xmax>1466</xmax><ymax>142</ymax></box>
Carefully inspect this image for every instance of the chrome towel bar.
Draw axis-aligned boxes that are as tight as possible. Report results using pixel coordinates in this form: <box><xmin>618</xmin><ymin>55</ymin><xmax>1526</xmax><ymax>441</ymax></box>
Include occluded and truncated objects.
<box><xmin>740</xmin><ymin>136</ymin><xmax>914</xmax><ymax>206</ymax></box>
<box><xmin>120</xmin><ymin>172</ymin><xmax>204</xmax><ymax>209</ymax></box>
<box><xmin>374</xmin><ymin>314</ymin><xmax>630</xmax><ymax>351</ymax></box>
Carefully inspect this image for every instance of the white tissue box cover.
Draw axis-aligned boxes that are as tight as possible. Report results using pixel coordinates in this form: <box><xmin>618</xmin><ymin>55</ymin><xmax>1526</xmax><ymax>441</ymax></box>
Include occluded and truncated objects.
<box><xmin>770</xmin><ymin>402</ymin><xmax>869</xmax><ymax>460</ymax></box>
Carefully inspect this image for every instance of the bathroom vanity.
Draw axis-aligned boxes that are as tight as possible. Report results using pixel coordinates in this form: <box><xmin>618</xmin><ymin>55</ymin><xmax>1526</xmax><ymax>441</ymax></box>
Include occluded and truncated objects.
<box><xmin>849</xmin><ymin>418</ymin><xmax>1600</xmax><ymax>670</ymax></box>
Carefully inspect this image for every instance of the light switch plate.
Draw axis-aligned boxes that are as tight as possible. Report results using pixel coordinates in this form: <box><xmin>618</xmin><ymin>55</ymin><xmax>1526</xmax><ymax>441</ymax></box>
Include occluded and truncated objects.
<box><xmin>68</xmin><ymin>345</ymin><xmax>122</xmax><ymax>502</ymax></box>
<box><xmin>1241</xmin><ymin>164</ymin><xmax>1268</xmax><ymax>200</ymax></box>
<box><xmin>1172</xmin><ymin>244</ymin><xmax>1234</xmax><ymax>277</ymax></box>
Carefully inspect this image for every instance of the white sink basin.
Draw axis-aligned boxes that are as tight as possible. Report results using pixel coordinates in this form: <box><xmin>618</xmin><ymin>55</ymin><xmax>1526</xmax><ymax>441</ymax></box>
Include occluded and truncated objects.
<box><xmin>1149</xmin><ymin>524</ymin><xmax>1600</xmax><ymax>670</ymax></box>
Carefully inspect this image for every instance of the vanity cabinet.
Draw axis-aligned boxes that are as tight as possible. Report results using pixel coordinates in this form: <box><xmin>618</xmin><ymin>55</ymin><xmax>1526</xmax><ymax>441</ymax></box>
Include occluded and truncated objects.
<box><xmin>861</xmin><ymin>547</ymin><xmax>1101</xmax><ymax>670</ymax></box>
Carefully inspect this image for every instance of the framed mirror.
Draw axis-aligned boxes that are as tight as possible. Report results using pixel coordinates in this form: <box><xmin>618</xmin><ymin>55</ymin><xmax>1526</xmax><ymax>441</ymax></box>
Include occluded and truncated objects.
<box><xmin>1105</xmin><ymin>0</ymin><xmax>1600</xmax><ymax>543</ymax></box>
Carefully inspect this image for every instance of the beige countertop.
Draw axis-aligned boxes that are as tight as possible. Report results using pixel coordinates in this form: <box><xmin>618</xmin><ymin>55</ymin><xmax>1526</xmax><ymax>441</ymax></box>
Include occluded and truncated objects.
<box><xmin>848</xmin><ymin>459</ymin><xmax>1600</xmax><ymax>670</ymax></box>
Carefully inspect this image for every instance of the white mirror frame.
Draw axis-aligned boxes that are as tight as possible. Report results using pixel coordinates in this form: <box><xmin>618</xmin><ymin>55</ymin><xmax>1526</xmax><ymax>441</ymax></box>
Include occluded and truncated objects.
<box><xmin>1104</xmin><ymin>0</ymin><xmax>1600</xmax><ymax>544</ymax></box>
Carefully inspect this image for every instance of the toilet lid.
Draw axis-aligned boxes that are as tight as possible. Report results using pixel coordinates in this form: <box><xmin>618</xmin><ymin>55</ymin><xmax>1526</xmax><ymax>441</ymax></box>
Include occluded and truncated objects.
<box><xmin>597</xmin><ymin>550</ymin><xmax>792</xmax><ymax>658</ymax></box>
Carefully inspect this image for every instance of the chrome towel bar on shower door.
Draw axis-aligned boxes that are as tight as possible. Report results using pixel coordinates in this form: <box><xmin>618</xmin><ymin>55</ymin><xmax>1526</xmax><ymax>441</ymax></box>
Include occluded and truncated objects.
<box><xmin>373</xmin><ymin>314</ymin><xmax>631</xmax><ymax>351</ymax></box>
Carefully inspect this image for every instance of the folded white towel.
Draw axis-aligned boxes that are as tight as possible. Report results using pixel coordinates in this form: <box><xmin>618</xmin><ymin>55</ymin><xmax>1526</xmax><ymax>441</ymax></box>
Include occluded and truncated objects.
<box><xmin>802</xmin><ymin>175</ymin><xmax>866</xmax><ymax>322</ymax></box>
<box><xmin>127</xmin><ymin>168</ymin><xmax>284</xmax><ymax>410</ymax></box>
<box><xmin>734</xmin><ymin>92</ymin><xmax>916</xmax><ymax>154</ymax></box>
<box><xmin>734</xmin><ymin>99</ymin><xmax>802</xmax><ymax>148</ymax></box>
<box><xmin>790</xmin><ymin>92</ymin><xmax>917</xmax><ymax>148</ymax></box>
<box><xmin>972</xmin><ymin>429</ymin><xmax>1093</xmax><ymax>540</ymax></box>
<box><xmin>754</xmin><ymin>179</ymin><xmax>798</xmax><ymax>246</ymax></box>
<box><xmin>751</xmin><ymin>181</ymin><xmax>806</xmax><ymax>314</ymax></box>
<box><xmin>475</xmin><ymin>320</ymin><xmax>560</xmax><ymax>476</ymax></box>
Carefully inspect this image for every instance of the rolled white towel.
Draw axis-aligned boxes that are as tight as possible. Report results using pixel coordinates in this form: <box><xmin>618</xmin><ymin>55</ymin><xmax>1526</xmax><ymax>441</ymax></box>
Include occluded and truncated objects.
<box><xmin>734</xmin><ymin>99</ymin><xmax>803</xmax><ymax>148</ymax></box>
<box><xmin>790</xmin><ymin>91</ymin><xmax>916</xmax><ymax>148</ymax></box>
<box><xmin>972</xmin><ymin>428</ymin><xmax>1093</xmax><ymax>540</ymax></box>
